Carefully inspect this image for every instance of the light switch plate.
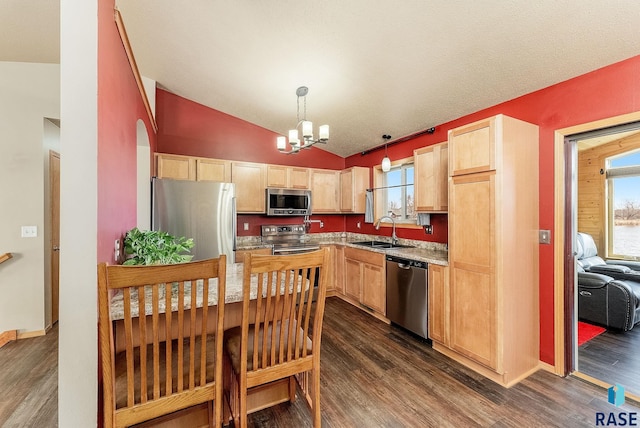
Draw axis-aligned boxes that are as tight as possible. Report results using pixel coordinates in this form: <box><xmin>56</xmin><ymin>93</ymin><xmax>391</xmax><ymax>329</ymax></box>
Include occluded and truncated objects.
<box><xmin>539</xmin><ymin>229</ymin><xmax>551</xmax><ymax>244</ymax></box>
<box><xmin>21</xmin><ymin>225</ymin><xmax>37</xmax><ymax>238</ymax></box>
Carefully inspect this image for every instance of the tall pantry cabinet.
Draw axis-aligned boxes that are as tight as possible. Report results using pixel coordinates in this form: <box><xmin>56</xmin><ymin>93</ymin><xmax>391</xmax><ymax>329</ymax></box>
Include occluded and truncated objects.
<box><xmin>441</xmin><ymin>114</ymin><xmax>539</xmax><ymax>387</ymax></box>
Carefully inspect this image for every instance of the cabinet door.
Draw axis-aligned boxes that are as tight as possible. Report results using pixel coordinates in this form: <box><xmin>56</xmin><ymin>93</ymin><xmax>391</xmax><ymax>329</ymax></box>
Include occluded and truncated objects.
<box><xmin>428</xmin><ymin>264</ymin><xmax>449</xmax><ymax>345</ymax></box>
<box><xmin>197</xmin><ymin>158</ymin><xmax>231</xmax><ymax>182</ymax></box>
<box><xmin>361</xmin><ymin>262</ymin><xmax>385</xmax><ymax>314</ymax></box>
<box><xmin>156</xmin><ymin>154</ymin><xmax>196</xmax><ymax>180</ymax></box>
<box><xmin>448</xmin><ymin>171</ymin><xmax>497</xmax><ymax>370</ymax></box>
<box><xmin>311</xmin><ymin>169</ymin><xmax>340</xmax><ymax>213</ymax></box>
<box><xmin>340</xmin><ymin>169</ymin><xmax>354</xmax><ymax>212</ymax></box>
<box><xmin>449</xmin><ymin>117</ymin><xmax>495</xmax><ymax>176</ymax></box>
<box><xmin>289</xmin><ymin>167</ymin><xmax>310</xmax><ymax>189</ymax></box>
<box><xmin>414</xmin><ymin>143</ymin><xmax>448</xmax><ymax>212</ymax></box>
<box><xmin>267</xmin><ymin>165</ymin><xmax>288</xmax><ymax>188</ymax></box>
<box><xmin>232</xmin><ymin>162</ymin><xmax>267</xmax><ymax>213</ymax></box>
<box><xmin>334</xmin><ymin>245</ymin><xmax>345</xmax><ymax>295</ymax></box>
<box><xmin>340</xmin><ymin>167</ymin><xmax>369</xmax><ymax>213</ymax></box>
<box><xmin>344</xmin><ymin>258</ymin><xmax>361</xmax><ymax>301</ymax></box>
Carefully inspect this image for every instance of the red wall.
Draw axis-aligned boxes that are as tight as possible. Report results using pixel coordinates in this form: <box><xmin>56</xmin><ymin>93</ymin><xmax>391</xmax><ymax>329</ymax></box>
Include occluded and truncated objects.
<box><xmin>346</xmin><ymin>55</ymin><xmax>640</xmax><ymax>364</ymax></box>
<box><xmin>156</xmin><ymin>90</ymin><xmax>344</xmax><ymax>169</ymax></box>
<box><xmin>98</xmin><ymin>0</ymin><xmax>157</xmax><ymax>264</ymax></box>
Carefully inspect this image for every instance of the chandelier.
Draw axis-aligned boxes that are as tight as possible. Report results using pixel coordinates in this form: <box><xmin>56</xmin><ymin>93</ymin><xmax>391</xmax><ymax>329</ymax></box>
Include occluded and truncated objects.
<box><xmin>277</xmin><ymin>86</ymin><xmax>329</xmax><ymax>154</ymax></box>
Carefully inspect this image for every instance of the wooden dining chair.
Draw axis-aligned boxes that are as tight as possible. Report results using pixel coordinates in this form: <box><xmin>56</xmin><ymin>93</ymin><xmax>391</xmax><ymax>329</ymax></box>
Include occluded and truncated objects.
<box><xmin>98</xmin><ymin>256</ymin><xmax>226</xmax><ymax>428</ymax></box>
<box><xmin>224</xmin><ymin>248</ymin><xmax>329</xmax><ymax>428</ymax></box>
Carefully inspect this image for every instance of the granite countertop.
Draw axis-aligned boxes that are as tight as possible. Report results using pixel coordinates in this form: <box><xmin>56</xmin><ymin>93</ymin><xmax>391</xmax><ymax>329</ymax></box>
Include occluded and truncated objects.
<box><xmin>109</xmin><ymin>263</ymin><xmax>306</xmax><ymax>320</ymax></box>
<box><xmin>236</xmin><ymin>233</ymin><xmax>449</xmax><ymax>266</ymax></box>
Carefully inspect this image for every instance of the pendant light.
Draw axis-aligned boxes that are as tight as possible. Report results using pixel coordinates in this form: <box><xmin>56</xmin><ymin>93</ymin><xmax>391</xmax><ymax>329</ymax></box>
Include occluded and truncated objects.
<box><xmin>381</xmin><ymin>134</ymin><xmax>392</xmax><ymax>172</ymax></box>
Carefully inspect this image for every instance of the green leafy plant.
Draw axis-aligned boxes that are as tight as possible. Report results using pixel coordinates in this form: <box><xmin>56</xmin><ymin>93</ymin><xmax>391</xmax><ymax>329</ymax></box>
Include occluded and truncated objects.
<box><xmin>122</xmin><ymin>227</ymin><xmax>195</xmax><ymax>265</ymax></box>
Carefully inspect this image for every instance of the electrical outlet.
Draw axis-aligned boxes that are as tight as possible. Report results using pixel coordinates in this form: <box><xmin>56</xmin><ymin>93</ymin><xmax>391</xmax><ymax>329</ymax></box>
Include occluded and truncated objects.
<box><xmin>539</xmin><ymin>230</ymin><xmax>551</xmax><ymax>244</ymax></box>
<box><xmin>243</xmin><ymin>223</ymin><xmax>249</xmax><ymax>231</ymax></box>
<box><xmin>114</xmin><ymin>239</ymin><xmax>121</xmax><ymax>262</ymax></box>
<box><xmin>424</xmin><ymin>225</ymin><xmax>433</xmax><ymax>235</ymax></box>
<box><xmin>357</xmin><ymin>222</ymin><xmax>361</xmax><ymax>229</ymax></box>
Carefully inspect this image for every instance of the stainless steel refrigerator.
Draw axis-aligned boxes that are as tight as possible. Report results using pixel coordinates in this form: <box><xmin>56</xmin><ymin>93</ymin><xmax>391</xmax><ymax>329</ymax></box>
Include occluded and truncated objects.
<box><xmin>151</xmin><ymin>178</ymin><xmax>236</xmax><ymax>263</ymax></box>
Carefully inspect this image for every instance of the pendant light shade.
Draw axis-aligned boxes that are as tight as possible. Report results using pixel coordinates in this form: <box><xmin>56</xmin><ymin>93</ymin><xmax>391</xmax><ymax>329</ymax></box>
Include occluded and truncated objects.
<box><xmin>381</xmin><ymin>155</ymin><xmax>391</xmax><ymax>172</ymax></box>
<box><xmin>381</xmin><ymin>135</ymin><xmax>392</xmax><ymax>171</ymax></box>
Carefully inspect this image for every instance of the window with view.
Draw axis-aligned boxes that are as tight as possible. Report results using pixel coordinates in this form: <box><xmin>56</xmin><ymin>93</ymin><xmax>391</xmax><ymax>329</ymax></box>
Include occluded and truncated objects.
<box><xmin>606</xmin><ymin>150</ymin><xmax>640</xmax><ymax>258</ymax></box>
<box><xmin>382</xmin><ymin>163</ymin><xmax>415</xmax><ymax>223</ymax></box>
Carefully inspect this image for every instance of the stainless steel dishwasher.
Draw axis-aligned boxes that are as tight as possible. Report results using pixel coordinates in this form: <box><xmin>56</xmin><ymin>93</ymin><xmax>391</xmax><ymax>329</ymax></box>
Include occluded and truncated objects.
<box><xmin>385</xmin><ymin>255</ymin><xmax>429</xmax><ymax>340</ymax></box>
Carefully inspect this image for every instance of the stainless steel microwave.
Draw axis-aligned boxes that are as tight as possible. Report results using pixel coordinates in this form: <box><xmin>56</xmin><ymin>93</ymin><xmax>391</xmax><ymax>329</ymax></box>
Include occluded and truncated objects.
<box><xmin>266</xmin><ymin>188</ymin><xmax>312</xmax><ymax>216</ymax></box>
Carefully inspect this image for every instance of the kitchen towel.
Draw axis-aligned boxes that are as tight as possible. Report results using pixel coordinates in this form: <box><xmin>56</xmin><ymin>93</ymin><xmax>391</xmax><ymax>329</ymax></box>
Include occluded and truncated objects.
<box><xmin>417</xmin><ymin>213</ymin><xmax>431</xmax><ymax>226</ymax></box>
<box><xmin>365</xmin><ymin>190</ymin><xmax>374</xmax><ymax>223</ymax></box>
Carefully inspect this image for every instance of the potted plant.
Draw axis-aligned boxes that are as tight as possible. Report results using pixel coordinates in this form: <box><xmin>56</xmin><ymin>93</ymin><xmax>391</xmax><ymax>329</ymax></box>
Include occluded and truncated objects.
<box><xmin>122</xmin><ymin>227</ymin><xmax>195</xmax><ymax>265</ymax></box>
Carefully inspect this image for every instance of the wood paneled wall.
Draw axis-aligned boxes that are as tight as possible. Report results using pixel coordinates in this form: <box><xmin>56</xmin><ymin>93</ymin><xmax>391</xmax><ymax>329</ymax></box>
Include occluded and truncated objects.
<box><xmin>578</xmin><ymin>133</ymin><xmax>640</xmax><ymax>255</ymax></box>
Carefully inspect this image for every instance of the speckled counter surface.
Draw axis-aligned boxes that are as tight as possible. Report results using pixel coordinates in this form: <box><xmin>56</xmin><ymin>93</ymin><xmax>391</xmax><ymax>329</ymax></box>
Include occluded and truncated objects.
<box><xmin>110</xmin><ymin>263</ymin><xmax>307</xmax><ymax>320</ymax></box>
<box><xmin>236</xmin><ymin>232</ymin><xmax>449</xmax><ymax>266</ymax></box>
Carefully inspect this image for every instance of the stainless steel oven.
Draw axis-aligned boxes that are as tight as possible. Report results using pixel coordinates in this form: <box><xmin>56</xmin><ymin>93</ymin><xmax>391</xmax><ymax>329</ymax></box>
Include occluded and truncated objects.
<box><xmin>261</xmin><ymin>224</ymin><xmax>321</xmax><ymax>300</ymax></box>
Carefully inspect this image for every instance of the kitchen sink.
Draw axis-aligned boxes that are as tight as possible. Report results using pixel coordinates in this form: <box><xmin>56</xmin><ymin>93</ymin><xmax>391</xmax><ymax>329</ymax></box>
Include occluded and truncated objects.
<box><xmin>351</xmin><ymin>240</ymin><xmax>414</xmax><ymax>249</ymax></box>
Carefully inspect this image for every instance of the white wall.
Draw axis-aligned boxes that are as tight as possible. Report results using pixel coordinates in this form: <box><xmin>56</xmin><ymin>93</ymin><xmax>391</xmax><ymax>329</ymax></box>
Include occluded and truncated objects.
<box><xmin>58</xmin><ymin>0</ymin><xmax>98</xmax><ymax>425</ymax></box>
<box><xmin>0</xmin><ymin>62</ymin><xmax>60</xmax><ymax>334</ymax></box>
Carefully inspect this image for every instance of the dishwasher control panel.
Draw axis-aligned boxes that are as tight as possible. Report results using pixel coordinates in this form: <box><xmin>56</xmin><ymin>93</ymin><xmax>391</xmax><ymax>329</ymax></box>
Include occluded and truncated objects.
<box><xmin>385</xmin><ymin>255</ymin><xmax>427</xmax><ymax>269</ymax></box>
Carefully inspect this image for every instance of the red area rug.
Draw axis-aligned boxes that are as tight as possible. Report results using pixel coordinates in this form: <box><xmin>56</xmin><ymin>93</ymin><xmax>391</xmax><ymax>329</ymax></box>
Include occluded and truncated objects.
<box><xmin>578</xmin><ymin>321</ymin><xmax>606</xmax><ymax>346</ymax></box>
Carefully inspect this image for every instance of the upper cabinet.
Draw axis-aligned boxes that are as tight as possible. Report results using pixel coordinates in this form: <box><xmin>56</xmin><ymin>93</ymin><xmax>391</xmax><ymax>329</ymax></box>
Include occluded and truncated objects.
<box><xmin>231</xmin><ymin>161</ymin><xmax>267</xmax><ymax>213</ymax></box>
<box><xmin>414</xmin><ymin>142</ymin><xmax>448</xmax><ymax>212</ymax></box>
<box><xmin>340</xmin><ymin>167</ymin><xmax>370</xmax><ymax>213</ymax></box>
<box><xmin>449</xmin><ymin>119</ymin><xmax>495</xmax><ymax>176</ymax></box>
<box><xmin>156</xmin><ymin>153</ymin><xmax>369</xmax><ymax>214</ymax></box>
<box><xmin>197</xmin><ymin>158</ymin><xmax>231</xmax><ymax>182</ymax></box>
<box><xmin>156</xmin><ymin>153</ymin><xmax>196</xmax><ymax>181</ymax></box>
<box><xmin>310</xmin><ymin>169</ymin><xmax>341</xmax><ymax>213</ymax></box>
<box><xmin>267</xmin><ymin>165</ymin><xmax>310</xmax><ymax>189</ymax></box>
<box><xmin>156</xmin><ymin>153</ymin><xmax>230</xmax><ymax>182</ymax></box>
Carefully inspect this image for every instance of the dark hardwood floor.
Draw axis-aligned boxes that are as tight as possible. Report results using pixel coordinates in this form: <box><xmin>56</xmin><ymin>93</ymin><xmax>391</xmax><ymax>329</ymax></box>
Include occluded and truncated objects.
<box><xmin>0</xmin><ymin>324</ymin><xmax>58</xmax><ymax>427</ymax></box>
<box><xmin>2</xmin><ymin>298</ymin><xmax>639</xmax><ymax>427</ymax></box>
<box><xmin>578</xmin><ymin>322</ymin><xmax>640</xmax><ymax>395</ymax></box>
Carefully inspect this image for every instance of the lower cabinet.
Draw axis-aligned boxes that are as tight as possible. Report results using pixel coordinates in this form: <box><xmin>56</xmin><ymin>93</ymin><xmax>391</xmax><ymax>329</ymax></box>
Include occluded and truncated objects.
<box><xmin>428</xmin><ymin>264</ymin><xmax>449</xmax><ymax>346</ymax></box>
<box><xmin>321</xmin><ymin>244</ymin><xmax>345</xmax><ymax>294</ymax></box>
<box><xmin>344</xmin><ymin>247</ymin><xmax>385</xmax><ymax>316</ymax></box>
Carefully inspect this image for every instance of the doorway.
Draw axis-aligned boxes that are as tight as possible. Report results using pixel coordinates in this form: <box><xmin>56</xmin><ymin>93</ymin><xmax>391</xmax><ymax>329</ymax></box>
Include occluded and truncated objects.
<box><xmin>50</xmin><ymin>151</ymin><xmax>60</xmax><ymax>325</ymax></box>
<box><xmin>554</xmin><ymin>112</ymin><xmax>640</xmax><ymax>401</ymax></box>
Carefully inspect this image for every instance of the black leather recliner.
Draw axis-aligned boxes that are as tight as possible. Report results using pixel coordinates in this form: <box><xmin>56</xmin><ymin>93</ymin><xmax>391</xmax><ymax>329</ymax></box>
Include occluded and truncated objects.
<box><xmin>576</xmin><ymin>232</ymin><xmax>640</xmax><ymax>331</ymax></box>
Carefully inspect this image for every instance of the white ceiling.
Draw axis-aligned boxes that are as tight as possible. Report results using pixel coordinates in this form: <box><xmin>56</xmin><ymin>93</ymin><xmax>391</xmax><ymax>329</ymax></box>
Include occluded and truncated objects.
<box><xmin>3</xmin><ymin>1</ymin><xmax>640</xmax><ymax>157</ymax></box>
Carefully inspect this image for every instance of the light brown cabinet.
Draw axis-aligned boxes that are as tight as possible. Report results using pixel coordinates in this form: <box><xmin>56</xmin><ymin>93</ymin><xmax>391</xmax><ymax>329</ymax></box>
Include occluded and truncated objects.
<box><xmin>156</xmin><ymin>153</ymin><xmax>231</xmax><ymax>182</ymax></box>
<box><xmin>266</xmin><ymin>165</ymin><xmax>310</xmax><ymax>189</ymax></box>
<box><xmin>344</xmin><ymin>247</ymin><xmax>386</xmax><ymax>316</ymax></box>
<box><xmin>428</xmin><ymin>264</ymin><xmax>449</xmax><ymax>345</ymax></box>
<box><xmin>340</xmin><ymin>167</ymin><xmax>370</xmax><ymax>213</ymax></box>
<box><xmin>322</xmin><ymin>244</ymin><xmax>345</xmax><ymax>294</ymax></box>
<box><xmin>333</xmin><ymin>245</ymin><xmax>345</xmax><ymax>295</ymax></box>
<box><xmin>414</xmin><ymin>142</ymin><xmax>448</xmax><ymax>212</ymax></box>
<box><xmin>156</xmin><ymin>153</ymin><xmax>196</xmax><ymax>180</ymax></box>
<box><xmin>442</xmin><ymin>114</ymin><xmax>539</xmax><ymax>387</ymax></box>
<box><xmin>231</xmin><ymin>161</ymin><xmax>267</xmax><ymax>213</ymax></box>
<box><xmin>197</xmin><ymin>158</ymin><xmax>231</xmax><ymax>182</ymax></box>
<box><xmin>310</xmin><ymin>169</ymin><xmax>341</xmax><ymax>213</ymax></box>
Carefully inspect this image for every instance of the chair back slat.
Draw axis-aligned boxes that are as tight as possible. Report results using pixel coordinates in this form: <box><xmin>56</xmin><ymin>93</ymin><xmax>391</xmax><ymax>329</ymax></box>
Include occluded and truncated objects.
<box><xmin>98</xmin><ymin>257</ymin><xmax>226</xmax><ymax>428</ymax></box>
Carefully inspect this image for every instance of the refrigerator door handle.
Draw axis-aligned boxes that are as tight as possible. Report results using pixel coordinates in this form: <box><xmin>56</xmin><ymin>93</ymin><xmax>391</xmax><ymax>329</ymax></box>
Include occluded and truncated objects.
<box><xmin>232</xmin><ymin>197</ymin><xmax>237</xmax><ymax>251</ymax></box>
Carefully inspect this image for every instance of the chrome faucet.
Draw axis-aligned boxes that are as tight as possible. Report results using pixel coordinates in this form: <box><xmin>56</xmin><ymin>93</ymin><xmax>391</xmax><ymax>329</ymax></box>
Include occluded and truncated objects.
<box><xmin>374</xmin><ymin>216</ymin><xmax>397</xmax><ymax>245</ymax></box>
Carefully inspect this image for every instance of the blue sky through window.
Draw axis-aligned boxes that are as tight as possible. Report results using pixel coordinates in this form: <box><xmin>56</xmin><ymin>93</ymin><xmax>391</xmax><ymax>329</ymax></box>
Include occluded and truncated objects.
<box><xmin>610</xmin><ymin>151</ymin><xmax>640</xmax><ymax>204</ymax></box>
